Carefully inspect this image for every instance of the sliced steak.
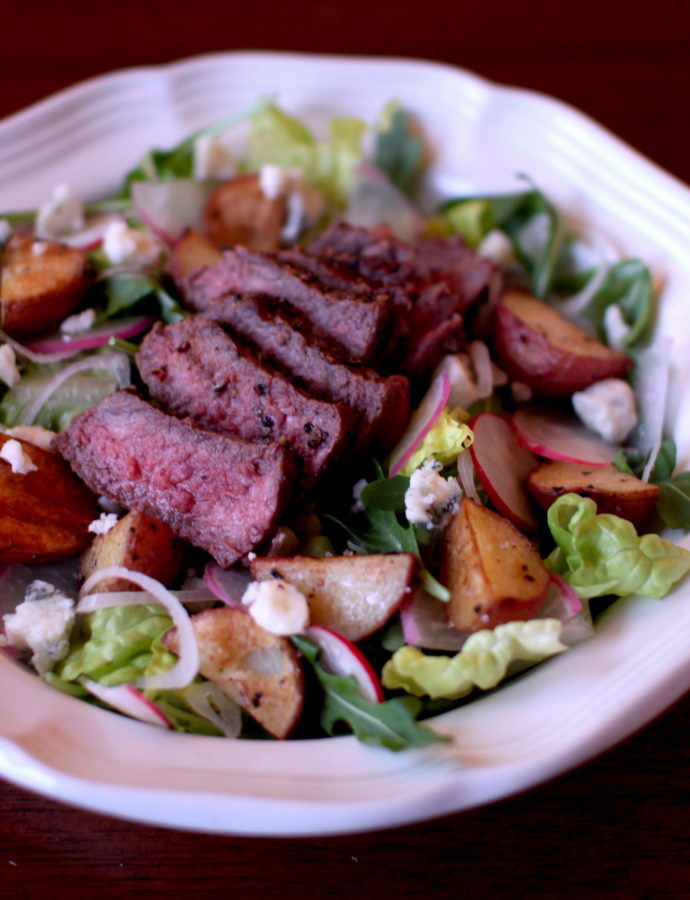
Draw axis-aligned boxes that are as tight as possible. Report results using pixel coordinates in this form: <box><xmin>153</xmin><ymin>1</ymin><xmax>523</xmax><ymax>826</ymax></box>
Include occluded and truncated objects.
<box><xmin>137</xmin><ymin>317</ymin><xmax>354</xmax><ymax>486</ymax></box>
<box><xmin>53</xmin><ymin>389</ymin><xmax>295</xmax><ymax>568</ymax></box>
<box><xmin>182</xmin><ymin>246</ymin><xmax>391</xmax><ymax>364</ymax></box>
<box><xmin>203</xmin><ymin>293</ymin><xmax>410</xmax><ymax>451</ymax></box>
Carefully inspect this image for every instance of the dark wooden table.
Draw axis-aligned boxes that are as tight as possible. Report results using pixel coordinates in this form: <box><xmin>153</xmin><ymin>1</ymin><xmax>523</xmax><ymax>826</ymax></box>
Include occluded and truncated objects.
<box><xmin>2</xmin><ymin>2</ymin><xmax>690</xmax><ymax>897</ymax></box>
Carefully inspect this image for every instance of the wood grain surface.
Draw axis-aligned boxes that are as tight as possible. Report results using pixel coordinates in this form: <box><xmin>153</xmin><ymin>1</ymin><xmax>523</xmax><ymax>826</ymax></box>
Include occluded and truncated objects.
<box><xmin>1</xmin><ymin>1</ymin><xmax>690</xmax><ymax>896</ymax></box>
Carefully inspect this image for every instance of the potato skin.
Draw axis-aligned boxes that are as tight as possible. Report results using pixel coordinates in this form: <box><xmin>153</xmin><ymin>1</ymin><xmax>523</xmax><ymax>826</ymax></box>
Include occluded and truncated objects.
<box><xmin>0</xmin><ymin>234</ymin><xmax>92</xmax><ymax>337</ymax></box>
<box><xmin>441</xmin><ymin>498</ymin><xmax>550</xmax><ymax>632</ymax></box>
<box><xmin>164</xmin><ymin>606</ymin><xmax>304</xmax><ymax>739</ymax></box>
<box><xmin>0</xmin><ymin>434</ymin><xmax>99</xmax><ymax>563</ymax></box>
<box><xmin>493</xmin><ymin>291</ymin><xmax>631</xmax><ymax>397</ymax></box>
<box><xmin>202</xmin><ymin>173</ymin><xmax>286</xmax><ymax>252</ymax></box>
<box><xmin>79</xmin><ymin>509</ymin><xmax>185</xmax><ymax>592</ymax></box>
<box><xmin>527</xmin><ymin>460</ymin><xmax>660</xmax><ymax>525</ymax></box>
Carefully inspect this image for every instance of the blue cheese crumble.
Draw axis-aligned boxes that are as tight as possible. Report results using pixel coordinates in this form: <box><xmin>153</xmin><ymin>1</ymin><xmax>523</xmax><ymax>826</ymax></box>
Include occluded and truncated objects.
<box><xmin>572</xmin><ymin>377</ymin><xmax>638</xmax><ymax>443</ymax></box>
<box><xmin>404</xmin><ymin>458</ymin><xmax>462</xmax><ymax>530</ymax></box>
<box><xmin>3</xmin><ymin>580</ymin><xmax>75</xmax><ymax>675</ymax></box>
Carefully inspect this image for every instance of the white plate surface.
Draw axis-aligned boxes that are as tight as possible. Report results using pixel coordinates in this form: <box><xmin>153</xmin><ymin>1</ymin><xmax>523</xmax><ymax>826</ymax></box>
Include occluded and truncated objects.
<box><xmin>1</xmin><ymin>51</ymin><xmax>690</xmax><ymax>836</ymax></box>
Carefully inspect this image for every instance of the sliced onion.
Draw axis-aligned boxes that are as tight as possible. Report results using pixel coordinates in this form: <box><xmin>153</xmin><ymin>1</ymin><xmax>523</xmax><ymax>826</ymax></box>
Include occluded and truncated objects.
<box><xmin>633</xmin><ymin>340</ymin><xmax>671</xmax><ymax>482</ymax></box>
<box><xmin>537</xmin><ymin>574</ymin><xmax>593</xmax><ymax>648</ymax></box>
<box><xmin>58</xmin><ymin>213</ymin><xmax>126</xmax><ymax>251</ymax></box>
<box><xmin>19</xmin><ymin>350</ymin><xmax>131</xmax><ymax>426</ymax></box>
<box><xmin>77</xmin><ymin>588</ymin><xmax>217</xmax><ymax>612</ymax></box>
<box><xmin>469</xmin><ymin>340</ymin><xmax>493</xmax><ymax>399</ymax></box>
<box><xmin>0</xmin><ymin>327</ymin><xmax>80</xmax><ymax>364</ymax></box>
<box><xmin>203</xmin><ymin>562</ymin><xmax>251</xmax><ymax>606</ymax></box>
<box><xmin>388</xmin><ymin>370</ymin><xmax>451</xmax><ymax>477</ymax></box>
<box><xmin>344</xmin><ymin>163</ymin><xmax>422</xmax><ymax>243</ymax></box>
<box><xmin>78</xmin><ymin>566</ymin><xmax>199</xmax><ymax>690</ymax></box>
<box><xmin>185</xmin><ymin>682</ymin><xmax>242</xmax><ymax>738</ymax></box>
<box><xmin>131</xmin><ymin>179</ymin><xmax>212</xmax><ymax>246</ymax></box>
<box><xmin>26</xmin><ymin>315</ymin><xmax>155</xmax><ymax>356</ymax></box>
<box><xmin>456</xmin><ymin>448</ymin><xmax>480</xmax><ymax>503</ymax></box>
<box><xmin>399</xmin><ymin>590</ymin><xmax>467</xmax><ymax>652</ymax></box>
<box><xmin>80</xmin><ymin>678</ymin><xmax>173</xmax><ymax>728</ymax></box>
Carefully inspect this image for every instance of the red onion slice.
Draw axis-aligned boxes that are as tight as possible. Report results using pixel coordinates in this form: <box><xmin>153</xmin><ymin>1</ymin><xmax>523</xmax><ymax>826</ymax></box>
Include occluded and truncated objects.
<box><xmin>468</xmin><ymin>340</ymin><xmax>493</xmax><ymax>399</ymax></box>
<box><xmin>78</xmin><ymin>566</ymin><xmax>199</xmax><ymax>690</ymax></box>
<box><xmin>19</xmin><ymin>350</ymin><xmax>131</xmax><ymax>426</ymax></box>
<box><xmin>537</xmin><ymin>574</ymin><xmax>593</xmax><ymax>647</ymax></box>
<box><xmin>203</xmin><ymin>562</ymin><xmax>251</xmax><ymax>606</ymax></box>
<box><xmin>388</xmin><ymin>370</ymin><xmax>451</xmax><ymax>477</ymax></box>
<box><xmin>0</xmin><ymin>327</ymin><xmax>80</xmax><ymax>364</ymax></box>
<box><xmin>26</xmin><ymin>315</ymin><xmax>154</xmax><ymax>356</ymax></box>
<box><xmin>80</xmin><ymin>678</ymin><xmax>173</xmax><ymax>728</ymax></box>
<box><xmin>185</xmin><ymin>682</ymin><xmax>242</xmax><ymax>738</ymax></box>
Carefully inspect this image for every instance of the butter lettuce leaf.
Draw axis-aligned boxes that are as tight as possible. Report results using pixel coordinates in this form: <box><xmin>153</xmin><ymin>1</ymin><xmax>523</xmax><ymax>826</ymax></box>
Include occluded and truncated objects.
<box><xmin>382</xmin><ymin>619</ymin><xmax>566</xmax><ymax>700</ymax></box>
<box><xmin>546</xmin><ymin>494</ymin><xmax>690</xmax><ymax>599</ymax></box>
<box><xmin>400</xmin><ymin>408</ymin><xmax>474</xmax><ymax>476</ymax></box>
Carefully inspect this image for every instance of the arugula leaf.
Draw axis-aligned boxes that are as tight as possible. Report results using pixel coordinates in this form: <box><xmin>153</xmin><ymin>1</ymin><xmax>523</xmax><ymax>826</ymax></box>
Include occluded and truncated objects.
<box><xmin>613</xmin><ymin>440</ymin><xmax>690</xmax><ymax>529</ymax></box>
<box><xmin>374</xmin><ymin>102</ymin><xmax>425</xmax><ymax>195</ymax></box>
<box><xmin>585</xmin><ymin>259</ymin><xmax>654</xmax><ymax>348</ymax></box>
<box><xmin>293</xmin><ymin>636</ymin><xmax>448</xmax><ymax>751</ymax></box>
<box><xmin>359</xmin><ymin>475</ymin><xmax>409</xmax><ymax>511</ymax></box>
<box><xmin>99</xmin><ymin>273</ymin><xmax>186</xmax><ymax>324</ymax></box>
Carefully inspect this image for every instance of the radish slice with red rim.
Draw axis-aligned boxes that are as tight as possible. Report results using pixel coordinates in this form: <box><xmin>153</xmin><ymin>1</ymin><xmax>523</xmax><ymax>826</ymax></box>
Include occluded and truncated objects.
<box><xmin>304</xmin><ymin>624</ymin><xmax>383</xmax><ymax>702</ymax></box>
<box><xmin>511</xmin><ymin>406</ymin><xmax>620</xmax><ymax>466</ymax></box>
<box><xmin>400</xmin><ymin>590</ymin><xmax>467</xmax><ymax>652</ymax></box>
<box><xmin>469</xmin><ymin>411</ymin><xmax>540</xmax><ymax>531</ymax></box>
<box><xmin>26</xmin><ymin>315</ymin><xmax>155</xmax><ymax>356</ymax></box>
<box><xmin>203</xmin><ymin>562</ymin><xmax>251</xmax><ymax>606</ymax></box>
<box><xmin>131</xmin><ymin>179</ymin><xmax>212</xmax><ymax>246</ymax></box>
<box><xmin>80</xmin><ymin>678</ymin><xmax>173</xmax><ymax>728</ymax></box>
<box><xmin>388</xmin><ymin>370</ymin><xmax>451</xmax><ymax>477</ymax></box>
<box><xmin>78</xmin><ymin>566</ymin><xmax>199</xmax><ymax>690</ymax></box>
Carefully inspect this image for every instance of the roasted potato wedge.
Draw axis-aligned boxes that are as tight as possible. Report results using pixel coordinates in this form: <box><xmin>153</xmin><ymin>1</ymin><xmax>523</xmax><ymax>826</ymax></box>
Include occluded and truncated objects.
<box><xmin>164</xmin><ymin>606</ymin><xmax>304</xmax><ymax>739</ymax></box>
<box><xmin>171</xmin><ymin>228</ymin><xmax>223</xmax><ymax>284</ymax></box>
<box><xmin>493</xmin><ymin>291</ymin><xmax>631</xmax><ymax>397</ymax></box>
<box><xmin>202</xmin><ymin>173</ymin><xmax>287</xmax><ymax>252</ymax></box>
<box><xmin>0</xmin><ymin>434</ymin><xmax>99</xmax><ymax>563</ymax></box>
<box><xmin>441</xmin><ymin>498</ymin><xmax>550</xmax><ymax>632</ymax></box>
<box><xmin>251</xmin><ymin>554</ymin><xmax>416</xmax><ymax>641</ymax></box>
<box><xmin>527</xmin><ymin>460</ymin><xmax>660</xmax><ymax>525</ymax></box>
<box><xmin>79</xmin><ymin>509</ymin><xmax>185</xmax><ymax>592</ymax></box>
<box><xmin>0</xmin><ymin>234</ymin><xmax>91</xmax><ymax>338</ymax></box>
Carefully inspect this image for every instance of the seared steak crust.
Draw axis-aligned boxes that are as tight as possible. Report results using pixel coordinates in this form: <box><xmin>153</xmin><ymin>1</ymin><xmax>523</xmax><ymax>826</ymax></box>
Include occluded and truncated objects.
<box><xmin>203</xmin><ymin>293</ymin><xmax>410</xmax><ymax>451</ymax></box>
<box><xmin>54</xmin><ymin>389</ymin><xmax>295</xmax><ymax>568</ymax></box>
<box><xmin>137</xmin><ymin>318</ymin><xmax>354</xmax><ymax>485</ymax></box>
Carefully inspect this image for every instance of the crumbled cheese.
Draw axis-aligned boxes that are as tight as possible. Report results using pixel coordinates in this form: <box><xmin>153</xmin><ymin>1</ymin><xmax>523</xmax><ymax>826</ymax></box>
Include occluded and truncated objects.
<box><xmin>0</xmin><ymin>439</ymin><xmax>37</xmax><ymax>474</ymax></box>
<box><xmin>404</xmin><ymin>458</ymin><xmax>462</xmax><ymax>529</ymax></box>
<box><xmin>572</xmin><ymin>377</ymin><xmax>638</xmax><ymax>443</ymax></box>
<box><xmin>0</xmin><ymin>219</ymin><xmax>12</xmax><ymax>244</ymax></box>
<box><xmin>193</xmin><ymin>134</ymin><xmax>237</xmax><ymax>181</ymax></box>
<box><xmin>603</xmin><ymin>304</ymin><xmax>631</xmax><ymax>351</ymax></box>
<box><xmin>102</xmin><ymin>219</ymin><xmax>161</xmax><ymax>270</ymax></box>
<box><xmin>3</xmin><ymin>581</ymin><xmax>75</xmax><ymax>675</ymax></box>
<box><xmin>88</xmin><ymin>512</ymin><xmax>119</xmax><ymax>535</ymax></box>
<box><xmin>60</xmin><ymin>308</ymin><xmax>96</xmax><ymax>336</ymax></box>
<box><xmin>4</xmin><ymin>425</ymin><xmax>55</xmax><ymax>451</ymax></box>
<box><xmin>477</xmin><ymin>228</ymin><xmax>516</xmax><ymax>267</ymax></box>
<box><xmin>241</xmin><ymin>579</ymin><xmax>309</xmax><ymax>636</ymax></box>
<box><xmin>0</xmin><ymin>344</ymin><xmax>20</xmax><ymax>387</ymax></box>
<box><xmin>35</xmin><ymin>184</ymin><xmax>84</xmax><ymax>238</ymax></box>
<box><xmin>259</xmin><ymin>164</ymin><xmax>291</xmax><ymax>200</ymax></box>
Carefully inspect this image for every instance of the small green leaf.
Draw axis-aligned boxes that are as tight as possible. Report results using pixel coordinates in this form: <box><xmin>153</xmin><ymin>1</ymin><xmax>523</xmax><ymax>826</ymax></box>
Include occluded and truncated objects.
<box><xmin>374</xmin><ymin>103</ymin><xmax>425</xmax><ymax>195</ymax></box>
<box><xmin>586</xmin><ymin>259</ymin><xmax>654</xmax><ymax>348</ymax></box>
<box><xmin>657</xmin><ymin>473</ymin><xmax>690</xmax><ymax>529</ymax></box>
<box><xmin>359</xmin><ymin>475</ymin><xmax>409</xmax><ymax>511</ymax></box>
<box><xmin>293</xmin><ymin>636</ymin><xmax>449</xmax><ymax>751</ymax></box>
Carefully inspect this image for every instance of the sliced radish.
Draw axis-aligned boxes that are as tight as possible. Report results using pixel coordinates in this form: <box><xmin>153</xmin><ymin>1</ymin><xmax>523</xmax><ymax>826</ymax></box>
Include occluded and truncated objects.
<box><xmin>388</xmin><ymin>370</ymin><xmax>451</xmax><ymax>477</ymax></box>
<box><xmin>400</xmin><ymin>590</ymin><xmax>467</xmax><ymax>652</ymax></box>
<box><xmin>469</xmin><ymin>412</ymin><xmax>540</xmax><ymax>531</ymax></box>
<box><xmin>131</xmin><ymin>179</ymin><xmax>212</xmax><ymax>246</ymax></box>
<box><xmin>511</xmin><ymin>406</ymin><xmax>619</xmax><ymax>466</ymax></box>
<box><xmin>80</xmin><ymin>678</ymin><xmax>173</xmax><ymax>728</ymax></box>
<box><xmin>78</xmin><ymin>566</ymin><xmax>199</xmax><ymax>691</ymax></box>
<box><xmin>59</xmin><ymin>213</ymin><xmax>126</xmax><ymax>251</ymax></box>
<box><xmin>26</xmin><ymin>315</ymin><xmax>155</xmax><ymax>356</ymax></box>
<box><xmin>203</xmin><ymin>562</ymin><xmax>251</xmax><ymax>606</ymax></box>
<box><xmin>304</xmin><ymin>624</ymin><xmax>383</xmax><ymax>702</ymax></box>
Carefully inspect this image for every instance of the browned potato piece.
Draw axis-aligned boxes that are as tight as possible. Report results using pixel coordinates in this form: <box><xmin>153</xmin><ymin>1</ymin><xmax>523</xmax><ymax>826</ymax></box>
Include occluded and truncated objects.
<box><xmin>202</xmin><ymin>173</ymin><xmax>286</xmax><ymax>252</ymax></box>
<box><xmin>171</xmin><ymin>228</ymin><xmax>222</xmax><ymax>285</ymax></box>
<box><xmin>164</xmin><ymin>606</ymin><xmax>304</xmax><ymax>739</ymax></box>
<box><xmin>441</xmin><ymin>498</ymin><xmax>550</xmax><ymax>632</ymax></box>
<box><xmin>79</xmin><ymin>509</ymin><xmax>185</xmax><ymax>592</ymax></box>
<box><xmin>0</xmin><ymin>433</ymin><xmax>98</xmax><ymax>563</ymax></box>
<box><xmin>251</xmin><ymin>554</ymin><xmax>416</xmax><ymax>641</ymax></box>
<box><xmin>493</xmin><ymin>291</ymin><xmax>631</xmax><ymax>397</ymax></box>
<box><xmin>0</xmin><ymin>234</ymin><xmax>91</xmax><ymax>337</ymax></box>
<box><xmin>527</xmin><ymin>460</ymin><xmax>660</xmax><ymax>525</ymax></box>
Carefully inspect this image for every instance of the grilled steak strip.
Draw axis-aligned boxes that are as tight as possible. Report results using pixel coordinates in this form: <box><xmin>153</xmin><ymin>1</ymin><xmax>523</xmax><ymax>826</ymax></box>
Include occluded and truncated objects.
<box><xmin>137</xmin><ymin>318</ymin><xmax>354</xmax><ymax>486</ymax></box>
<box><xmin>53</xmin><ymin>389</ymin><xmax>295</xmax><ymax>568</ymax></box>
<box><xmin>182</xmin><ymin>246</ymin><xmax>391</xmax><ymax>364</ymax></box>
<box><xmin>203</xmin><ymin>293</ymin><xmax>410</xmax><ymax>452</ymax></box>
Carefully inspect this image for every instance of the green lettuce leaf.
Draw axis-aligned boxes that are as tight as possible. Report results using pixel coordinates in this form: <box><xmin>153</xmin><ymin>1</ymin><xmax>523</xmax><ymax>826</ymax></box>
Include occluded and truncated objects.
<box><xmin>546</xmin><ymin>494</ymin><xmax>690</xmax><ymax>599</ymax></box>
<box><xmin>399</xmin><ymin>408</ymin><xmax>474</xmax><ymax>477</ymax></box>
<box><xmin>373</xmin><ymin>101</ymin><xmax>425</xmax><ymax>195</ymax></box>
<box><xmin>293</xmin><ymin>636</ymin><xmax>448</xmax><ymax>750</ymax></box>
<box><xmin>382</xmin><ymin>619</ymin><xmax>566</xmax><ymax>700</ymax></box>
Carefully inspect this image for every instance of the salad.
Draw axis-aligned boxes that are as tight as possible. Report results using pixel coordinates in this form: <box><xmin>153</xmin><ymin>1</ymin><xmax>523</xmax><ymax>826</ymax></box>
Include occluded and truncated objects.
<box><xmin>1</xmin><ymin>98</ymin><xmax>689</xmax><ymax>752</ymax></box>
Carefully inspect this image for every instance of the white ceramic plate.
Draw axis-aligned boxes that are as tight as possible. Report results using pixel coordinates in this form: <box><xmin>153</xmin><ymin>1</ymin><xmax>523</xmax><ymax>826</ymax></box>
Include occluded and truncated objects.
<box><xmin>1</xmin><ymin>52</ymin><xmax>690</xmax><ymax>836</ymax></box>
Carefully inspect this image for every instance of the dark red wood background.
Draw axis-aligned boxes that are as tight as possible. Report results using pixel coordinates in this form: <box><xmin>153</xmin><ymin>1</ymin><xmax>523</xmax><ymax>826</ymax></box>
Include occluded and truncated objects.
<box><xmin>2</xmin><ymin>2</ymin><xmax>690</xmax><ymax>897</ymax></box>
